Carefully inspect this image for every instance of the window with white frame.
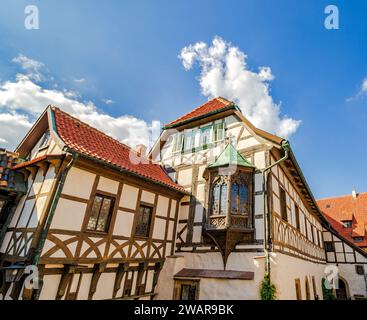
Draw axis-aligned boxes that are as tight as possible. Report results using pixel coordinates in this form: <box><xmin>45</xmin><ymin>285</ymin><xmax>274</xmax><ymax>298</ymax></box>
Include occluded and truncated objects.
<box><xmin>212</xmin><ymin>123</ymin><xmax>224</xmax><ymax>143</ymax></box>
<box><xmin>171</xmin><ymin>122</ymin><xmax>225</xmax><ymax>154</ymax></box>
<box><xmin>199</xmin><ymin>126</ymin><xmax>211</xmax><ymax>148</ymax></box>
<box><xmin>172</xmin><ymin>133</ymin><xmax>184</xmax><ymax>153</ymax></box>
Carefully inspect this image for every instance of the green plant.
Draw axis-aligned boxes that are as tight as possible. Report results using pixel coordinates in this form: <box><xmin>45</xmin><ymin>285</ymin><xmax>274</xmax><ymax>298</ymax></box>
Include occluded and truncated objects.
<box><xmin>321</xmin><ymin>278</ymin><xmax>336</xmax><ymax>300</ymax></box>
<box><xmin>260</xmin><ymin>273</ymin><xmax>276</xmax><ymax>300</ymax></box>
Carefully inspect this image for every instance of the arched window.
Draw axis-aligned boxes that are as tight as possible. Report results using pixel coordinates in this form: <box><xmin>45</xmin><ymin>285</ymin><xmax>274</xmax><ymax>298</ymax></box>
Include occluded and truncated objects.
<box><xmin>220</xmin><ymin>184</ymin><xmax>227</xmax><ymax>214</ymax></box>
<box><xmin>209</xmin><ymin>173</ymin><xmax>252</xmax><ymax>224</ymax></box>
<box><xmin>239</xmin><ymin>184</ymin><xmax>249</xmax><ymax>215</ymax></box>
<box><xmin>212</xmin><ymin>183</ymin><xmax>220</xmax><ymax>214</ymax></box>
<box><xmin>230</xmin><ymin>176</ymin><xmax>249</xmax><ymax>215</ymax></box>
<box><xmin>230</xmin><ymin>183</ymin><xmax>239</xmax><ymax>213</ymax></box>
<box><xmin>211</xmin><ymin>177</ymin><xmax>228</xmax><ymax>215</ymax></box>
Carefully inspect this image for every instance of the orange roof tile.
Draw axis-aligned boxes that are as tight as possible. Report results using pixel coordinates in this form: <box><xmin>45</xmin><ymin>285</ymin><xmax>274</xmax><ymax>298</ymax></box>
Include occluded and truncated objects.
<box><xmin>164</xmin><ymin>97</ymin><xmax>235</xmax><ymax>127</ymax></box>
<box><xmin>317</xmin><ymin>193</ymin><xmax>367</xmax><ymax>249</ymax></box>
<box><xmin>12</xmin><ymin>154</ymin><xmax>64</xmax><ymax>170</ymax></box>
<box><xmin>52</xmin><ymin>107</ymin><xmax>185</xmax><ymax>193</ymax></box>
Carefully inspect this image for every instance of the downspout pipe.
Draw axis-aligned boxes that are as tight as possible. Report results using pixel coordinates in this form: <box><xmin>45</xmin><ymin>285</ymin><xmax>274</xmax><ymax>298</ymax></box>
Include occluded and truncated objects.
<box><xmin>261</xmin><ymin>140</ymin><xmax>290</xmax><ymax>279</ymax></box>
<box><xmin>31</xmin><ymin>152</ymin><xmax>77</xmax><ymax>298</ymax></box>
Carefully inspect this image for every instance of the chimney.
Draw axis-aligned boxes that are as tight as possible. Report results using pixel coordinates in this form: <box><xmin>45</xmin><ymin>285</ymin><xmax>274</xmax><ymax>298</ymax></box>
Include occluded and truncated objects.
<box><xmin>352</xmin><ymin>189</ymin><xmax>358</xmax><ymax>198</ymax></box>
<box><xmin>136</xmin><ymin>144</ymin><xmax>147</xmax><ymax>157</ymax></box>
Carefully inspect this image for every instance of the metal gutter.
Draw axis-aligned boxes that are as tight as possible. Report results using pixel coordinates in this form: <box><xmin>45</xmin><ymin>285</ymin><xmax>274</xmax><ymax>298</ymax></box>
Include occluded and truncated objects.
<box><xmin>65</xmin><ymin>148</ymin><xmax>187</xmax><ymax>196</ymax></box>
<box><xmin>32</xmin><ymin>153</ymin><xmax>78</xmax><ymax>266</ymax></box>
<box><xmin>261</xmin><ymin>140</ymin><xmax>290</xmax><ymax>278</ymax></box>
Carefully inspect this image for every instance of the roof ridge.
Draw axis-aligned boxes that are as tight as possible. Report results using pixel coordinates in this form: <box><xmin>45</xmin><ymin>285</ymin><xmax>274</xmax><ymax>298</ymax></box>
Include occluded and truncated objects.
<box><xmin>317</xmin><ymin>192</ymin><xmax>367</xmax><ymax>201</ymax></box>
<box><xmin>165</xmin><ymin>97</ymin><xmax>234</xmax><ymax>126</ymax></box>
<box><xmin>51</xmin><ymin>106</ymin><xmax>155</xmax><ymax>165</ymax></box>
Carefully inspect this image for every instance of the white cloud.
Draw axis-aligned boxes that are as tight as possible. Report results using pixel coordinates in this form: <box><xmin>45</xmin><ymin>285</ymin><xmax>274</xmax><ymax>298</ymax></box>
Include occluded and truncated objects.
<box><xmin>179</xmin><ymin>36</ymin><xmax>301</xmax><ymax>138</ymax></box>
<box><xmin>361</xmin><ymin>78</ymin><xmax>367</xmax><ymax>92</ymax></box>
<box><xmin>74</xmin><ymin>78</ymin><xmax>86</xmax><ymax>84</ymax></box>
<box><xmin>0</xmin><ymin>112</ymin><xmax>33</xmax><ymax>148</ymax></box>
<box><xmin>346</xmin><ymin>78</ymin><xmax>367</xmax><ymax>102</ymax></box>
<box><xmin>12</xmin><ymin>54</ymin><xmax>45</xmax><ymax>82</ymax></box>
<box><xmin>102</xmin><ymin>98</ymin><xmax>114</xmax><ymax>105</ymax></box>
<box><xmin>0</xmin><ymin>56</ymin><xmax>159</xmax><ymax>151</ymax></box>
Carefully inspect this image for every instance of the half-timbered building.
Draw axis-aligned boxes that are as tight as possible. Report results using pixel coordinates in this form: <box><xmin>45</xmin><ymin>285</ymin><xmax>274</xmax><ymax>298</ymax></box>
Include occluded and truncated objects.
<box><xmin>1</xmin><ymin>97</ymin><xmax>366</xmax><ymax>300</ymax></box>
<box><xmin>0</xmin><ymin>106</ymin><xmax>185</xmax><ymax>300</ymax></box>
<box><xmin>150</xmin><ymin>97</ymin><xmax>367</xmax><ymax>300</ymax></box>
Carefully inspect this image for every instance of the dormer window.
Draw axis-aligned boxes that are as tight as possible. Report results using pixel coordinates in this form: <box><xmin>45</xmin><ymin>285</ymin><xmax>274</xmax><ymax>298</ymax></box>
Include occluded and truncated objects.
<box><xmin>39</xmin><ymin>130</ymin><xmax>51</xmax><ymax>149</ymax></box>
<box><xmin>171</xmin><ymin>122</ymin><xmax>225</xmax><ymax>154</ymax></box>
<box><xmin>353</xmin><ymin>236</ymin><xmax>364</xmax><ymax>243</ymax></box>
<box><xmin>342</xmin><ymin>220</ymin><xmax>352</xmax><ymax>228</ymax></box>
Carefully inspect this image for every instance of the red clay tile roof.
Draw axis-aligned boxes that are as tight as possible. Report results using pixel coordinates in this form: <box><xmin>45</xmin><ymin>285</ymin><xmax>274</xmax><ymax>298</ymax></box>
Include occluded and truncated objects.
<box><xmin>12</xmin><ymin>154</ymin><xmax>64</xmax><ymax>170</ymax></box>
<box><xmin>317</xmin><ymin>193</ymin><xmax>367</xmax><ymax>249</ymax></box>
<box><xmin>52</xmin><ymin>107</ymin><xmax>185</xmax><ymax>193</ymax></box>
<box><xmin>164</xmin><ymin>97</ymin><xmax>235</xmax><ymax>127</ymax></box>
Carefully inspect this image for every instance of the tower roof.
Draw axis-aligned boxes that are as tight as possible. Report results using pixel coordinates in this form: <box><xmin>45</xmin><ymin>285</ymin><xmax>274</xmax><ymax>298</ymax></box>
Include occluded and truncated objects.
<box><xmin>208</xmin><ymin>143</ymin><xmax>255</xmax><ymax>169</ymax></box>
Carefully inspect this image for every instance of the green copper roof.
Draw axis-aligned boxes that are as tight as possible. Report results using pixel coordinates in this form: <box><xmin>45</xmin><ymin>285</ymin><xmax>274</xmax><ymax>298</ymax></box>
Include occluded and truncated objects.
<box><xmin>209</xmin><ymin>143</ymin><xmax>255</xmax><ymax>169</ymax></box>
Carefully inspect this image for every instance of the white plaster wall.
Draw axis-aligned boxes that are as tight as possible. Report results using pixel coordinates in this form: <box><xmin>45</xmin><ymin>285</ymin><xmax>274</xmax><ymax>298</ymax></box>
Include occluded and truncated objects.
<box><xmin>97</xmin><ymin>176</ymin><xmax>119</xmax><ymax>194</ymax></box>
<box><xmin>28</xmin><ymin>195</ymin><xmax>48</xmax><ymax>228</ymax></box>
<box><xmin>29</xmin><ymin>169</ymin><xmax>44</xmax><ymax>197</ymax></box>
<box><xmin>93</xmin><ymin>272</ymin><xmax>115</xmax><ymax>300</ymax></box>
<box><xmin>156</xmin><ymin>252</ymin><xmax>265</xmax><ymax>300</ymax></box>
<box><xmin>141</xmin><ymin>190</ymin><xmax>155</xmax><ymax>204</ymax></box>
<box><xmin>177</xmin><ymin>168</ymin><xmax>193</xmax><ymax>186</ymax></box>
<box><xmin>63</xmin><ymin>167</ymin><xmax>95</xmax><ymax>199</ymax></box>
<box><xmin>120</xmin><ymin>184</ymin><xmax>139</xmax><ymax>209</ymax></box>
<box><xmin>271</xmin><ymin>253</ymin><xmax>325</xmax><ymax>300</ymax></box>
<box><xmin>113</xmin><ymin>210</ymin><xmax>134</xmax><ymax>237</ymax></box>
<box><xmin>39</xmin><ymin>274</ymin><xmax>62</xmax><ymax>300</ymax></box>
<box><xmin>337</xmin><ymin>264</ymin><xmax>367</xmax><ymax>298</ymax></box>
<box><xmin>50</xmin><ymin>198</ymin><xmax>86</xmax><ymax>231</ymax></box>
<box><xmin>155</xmin><ymin>256</ymin><xmax>185</xmax><ymax>300</ymax></box>
<box><xmin>152</xmin><ymin>217</ymin><xmax>166</xmax><ymax>240</ymax></box>
<box><xmin>17</xmin><ymin>199</ymin><xmax>35</xmax><ymax>228</ymax></box>
<box><xmin>199</xmin><ymin>278</ymin><xmax>258</xmax><ymax>300</ymax></box>
<box><xmin>40</xmin><ymin>165</ymin><xmax>56</xmax><ymax>194</ymax></box>
<box><xmin>156</xmin><ymin>196</ymin><xmax>169</xmax><ymax>217</ymax></box>
<box><xmin>75</xmin><ymin>274</ymin><xmax>93</xmax><ymax>297</ymax></box>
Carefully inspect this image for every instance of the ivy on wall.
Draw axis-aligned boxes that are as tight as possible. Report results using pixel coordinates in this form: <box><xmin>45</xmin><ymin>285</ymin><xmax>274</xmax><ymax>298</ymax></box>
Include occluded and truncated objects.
<box><xmin>260</xmin><ymin>273</ymin><xmax>277</xmax><ymax>300</ymax></box>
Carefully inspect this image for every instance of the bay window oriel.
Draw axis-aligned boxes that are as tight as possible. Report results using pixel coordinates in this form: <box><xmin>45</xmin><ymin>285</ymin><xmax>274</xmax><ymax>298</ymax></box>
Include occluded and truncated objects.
<box><xmin>208</xmin><ymin>171</ymin><xmax>253</xmax><ymax>230</ymax></box>
<box><xmin>203</xmin><ymin>143</ymin><xmax>256</xmax><ymax>268</ymax></box>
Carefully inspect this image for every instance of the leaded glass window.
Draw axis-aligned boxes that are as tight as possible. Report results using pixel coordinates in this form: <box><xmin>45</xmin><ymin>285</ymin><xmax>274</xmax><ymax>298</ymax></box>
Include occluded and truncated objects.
<box><xmin>135</xmin><ymin>205</ymin><xmax>153</xmax><ymax>237</ymax></box>
<box><xmin>87</xmin><ymin>194</ymin><xmax>115</xmax><ymax>232</ymax></box>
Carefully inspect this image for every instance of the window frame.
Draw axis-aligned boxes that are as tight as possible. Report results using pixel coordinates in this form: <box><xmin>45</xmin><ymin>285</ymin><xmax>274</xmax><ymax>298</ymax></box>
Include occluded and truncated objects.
<box><xmin>212</xmin><ymin>122</ymin><xmax>225</xmax><ymax>143</ymax></box>
<box><xmin>279</xmin><ymin>187</ymin><xmax>288</xmax><ymax>222</ymax></box>
<box><xmin>294</xmin><ymin>204</ymin><xmax>300</xmax><ymax>230</ymax></box>
<box><xmin>341</xmin><ymin>220</ymin><xmax>353</xmax><ymax>228</ymax></box>
<box><xmin>324</xmin><ymin>241</ymin><xmax>335</xmax><ymax>252</ymax></box>
<box><xmin>173</xmin><ymin>279</ymin><xmax>200</xmax><ymax>300</ymax></box>
<box><xmin>38</xmin><ymin>129</ymin><xmax>51</xmax><ymax>150</ymax></box>
<box><xmin>353</xmin><ymin>236</ymin><xmax>364</xmax><ymax>243</ymax></box>
<box><xmin>199</xmin><ymin>125</ymin><xmax>212</xmax><ymax>149</ymax></box>
<box><xmin>86</xmin><ymin>193</ymin><xmax>115</xmax><ymax>233</ymax></box>
<box><xmin>134</xmin><ymin>204</ymin><xmax>154</xmax><ymax>238</ymax></box>
<box><xmin>172</xmin><ymin>133</ymin><xmax>184</xmax><ymax>154</ymax></box>
<box><xmin>295</xmin><ymin>278</ymin><xmax>302</xmax><ymax>300</ymax></box>
<box><xmin>355</xmin><ymin>265</ymin><xmax>364</xmax><ymax>275</ymax></box>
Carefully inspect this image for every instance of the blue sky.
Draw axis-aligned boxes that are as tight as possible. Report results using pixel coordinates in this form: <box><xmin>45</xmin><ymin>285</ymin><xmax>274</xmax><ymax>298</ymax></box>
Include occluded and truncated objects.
<box><xmin>0</xmin><ymin>0</ymin><xmax>366</xmax><ymax>199</ymax></box>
